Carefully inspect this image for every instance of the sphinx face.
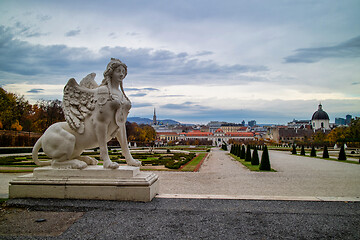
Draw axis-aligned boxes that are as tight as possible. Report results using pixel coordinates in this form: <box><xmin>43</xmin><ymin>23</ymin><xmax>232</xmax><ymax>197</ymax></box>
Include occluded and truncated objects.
<box><xmin>112</xmin><ymin>66</ymin><xmax>126</xmax><ymax>83</ymax></box>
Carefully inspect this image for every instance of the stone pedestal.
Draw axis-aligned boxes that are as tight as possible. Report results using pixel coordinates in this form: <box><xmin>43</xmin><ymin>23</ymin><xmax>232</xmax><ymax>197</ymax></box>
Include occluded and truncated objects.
<box><xmin>9</xmin><ymin>166</ymin><xmax>159</xmax><ymax>202</ymax></box>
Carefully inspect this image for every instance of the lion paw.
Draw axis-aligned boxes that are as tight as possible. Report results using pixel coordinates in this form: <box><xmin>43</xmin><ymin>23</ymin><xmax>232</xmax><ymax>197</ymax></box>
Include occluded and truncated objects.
<box><xmin>52</xmin><ymin>159</ymin><xmax>87</xmax><ymax>169</ymax></box>
<box><xmin>103</xmin><ymin>161</ymin><xmax>119</xmax><ymax>169</ymax></box>
<box><xmin>78</xmin><ymin>156</ymin><xmax>98</xmax><ymax>165</ymax></box>
<box><xmin>73</xmin><ymin>160</ymin><xmax>88</xmax><ymax>169</ymax></box>
<box><xmin>127</xmin><ymin>158</ymin><xmax>141</xmax><ymax>167</ymax></box>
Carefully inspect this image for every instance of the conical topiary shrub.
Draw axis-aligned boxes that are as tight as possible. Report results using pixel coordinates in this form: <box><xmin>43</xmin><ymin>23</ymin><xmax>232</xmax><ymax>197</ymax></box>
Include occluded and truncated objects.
<box><xmin>259</xmin><ymin>145</ymin><xmax>271</xmax><ymax>171</ymax></box>
<box><xmin>245</xmin><ymin>145</ymin><xmax>252</xmax><ymax>162</ymax></box>
<box><xmin>251</xmin><ymin>147</ymin><xmax>259</xmax><ymax>165</ymax></box>
<box><xmin>310</xmin><ymin>146</ymin><xmax>316</xmax><ymax>157</ymax></box>
<box><xmin>240</xmin><ymin>145</ymin><xmax>246</xmax><ymax>159</ymax></box>
<box><xmin>236</xmin><ymin>145</ymin><xmax>241</xmax><ymax>158</ymax></box>
<box><xmin>338</xmin><ymin>144</ymin><xmax>346</xmax><ymax>160</ymax></box>
<box><xmin>322</xmin><ymin>145</ymin><xmax>329</xmax><ymax>158</ymax></box>
<box><xmin>300</xmin><ymin>145</ymin><xmax>305</xmax><ymax>156</ymax></box>
<box><xmin>292</xmin><ymin>145</ymin><xmax>297</xmax><ymax>154</ymax></box>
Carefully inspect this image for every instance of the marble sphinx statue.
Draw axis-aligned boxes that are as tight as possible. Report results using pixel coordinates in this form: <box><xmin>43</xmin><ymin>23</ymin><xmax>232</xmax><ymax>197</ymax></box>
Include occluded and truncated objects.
<box><xmin>32</xmin><ymin>58</ymin><xmax>141</xmax><ymax>169</ymax></box>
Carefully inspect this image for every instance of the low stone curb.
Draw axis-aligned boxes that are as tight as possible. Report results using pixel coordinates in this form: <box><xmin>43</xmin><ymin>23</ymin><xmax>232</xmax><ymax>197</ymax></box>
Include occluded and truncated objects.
<box><xmin>156</xmin><ymin>194</ymin><xmax>360</xmax><ymax>202</ymax></box>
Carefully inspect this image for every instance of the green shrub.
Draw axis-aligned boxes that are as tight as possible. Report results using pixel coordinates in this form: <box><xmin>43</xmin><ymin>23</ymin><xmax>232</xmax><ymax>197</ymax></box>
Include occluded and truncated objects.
<box><xmin>231</xmin><ymin>145</ymin><xmax>236</xmax><ymax>154</ymax></box>
<box><xmin>245</xmin><ymin>145</ymin><xmax>252</xmax><ymax>162</ymax></box>
<box><xmin>240</xmin><ymin>145</ymin><xmax>246</xmax><ymax>159</ymax></box>
<box><xmin>251</xmin><ymin>147</ymin><xmax>259</xmax><ymax>165</ymax></box>
<box><xmin>310</xmin><ymin>146</ymin><xmax>316</xmax><ymax>157</ymax></box>
<box><xmin>113</xmin><ymin>159</ymin><xmax>126</xmax><ymax>164</ymax></box>
<box><xmin>236</xmin><ymin>145</ymin><xmax>241</xmax><ymax>158</ymax></box>
<box><xmin>338</xmin><ymin>145</ymin><xmax>346</xmax><ymax>160</ymax></box>
<box><xmin>322</xmin><ymin>146</ymin><xmax>329</xmax><ymax>158</ymax></box>
<box><xmin>300</xmin><ymin>146</ymin><xmax>305</xmax><ymax>156</ymax></box>
<box><xmin>141</xmin><ymin>160</ymin><xmax>153</xmax><ymax>166</ymax></box>
<box><xmin>0</xmin><ymin>156</ymin><xmax>36</xmax><ymax>165</ymax></box>
<box><xmin>259</xmin><ymin>145</ymin><xmax>271</xmax><ymax>171</ymax></box>
<box><xmin>0</xmin><ymin>147</ymin><xmax>33</xmax><ymax>154</ymax></box>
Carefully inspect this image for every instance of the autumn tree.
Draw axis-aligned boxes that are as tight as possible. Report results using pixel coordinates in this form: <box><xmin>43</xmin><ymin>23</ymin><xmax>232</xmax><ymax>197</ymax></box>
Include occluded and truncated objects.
<box><xmin>346</xmin><ymin>118</ymin><xmax>360</xmax><ymax>144</ymax></box>
<box><xmin>326</xmin><ymin>127</ymin><xmax>348</xmax><ymax>144</ymax></box>
<box><xmin>125</xmin><ymin>122</ymin><xmax>156</xmax><ymax>144</ymax></box>
<box><xmin>0</xmin><ymin>87</ymin><xmax>27</xmax><ymax>130</ymax></box>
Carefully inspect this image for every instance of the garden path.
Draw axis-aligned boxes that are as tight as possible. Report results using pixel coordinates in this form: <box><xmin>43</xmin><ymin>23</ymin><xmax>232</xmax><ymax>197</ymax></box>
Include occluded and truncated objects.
<box><xmin>156</xmin><ymin>148</ymin><xmax>360</xmax><ymax>199</ymax></box>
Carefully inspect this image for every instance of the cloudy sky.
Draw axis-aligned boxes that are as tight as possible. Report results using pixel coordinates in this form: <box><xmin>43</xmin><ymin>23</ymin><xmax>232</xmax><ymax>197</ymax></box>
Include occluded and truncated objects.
<box><xmin>0</xmin><ymin>0</ymin><xmax>359</xmax><ymax>124</ymax></box>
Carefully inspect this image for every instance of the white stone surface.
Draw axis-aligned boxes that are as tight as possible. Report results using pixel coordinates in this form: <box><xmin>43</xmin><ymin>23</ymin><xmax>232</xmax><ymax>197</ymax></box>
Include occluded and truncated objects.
<box><xmin>9</xmin><ymin>166</ymin><xmax>159</xmax><ymax>202</ymax></box>
<box><xmin>33</xmin><ymin>165</ymin><xmax>140</xmax><ymax>179</ymax></box>
<box><xmin>31</xmin><ymin>58</ymin><xmax>141</xmax><ymax>170</ymax></box>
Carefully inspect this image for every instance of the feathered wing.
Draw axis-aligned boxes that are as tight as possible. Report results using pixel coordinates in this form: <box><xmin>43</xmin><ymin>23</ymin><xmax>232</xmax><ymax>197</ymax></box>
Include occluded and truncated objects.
<box><xmin>62</xmin><ymin>73</ymin><xmax>98</xmax><ymax>134</ymax></box>
<box><xmin>79</xmin><ymin>72</ymin><xmax>98</xmax><ymax>89</ymax></box>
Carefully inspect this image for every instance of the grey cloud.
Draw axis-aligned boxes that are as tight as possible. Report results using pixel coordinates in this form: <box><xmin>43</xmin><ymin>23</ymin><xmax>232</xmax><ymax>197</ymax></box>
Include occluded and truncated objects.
<box><xmin>27</xmin><ymin>88</ymin><xmax>44</xmax><ymax>93</ymax></box>
<box><xmin>284</xmin><ymin>35</ymin><xmax>360</xmax><ymax>63</ymax></box>
<box><xmin>194</xmin><ymin>51</ymin><xmax>213</xmax><ymax>57</ymax></box>
<box><xmin>124</xmin><ymin>88</ymin><xmax>142</xmax><ymax>91</ymax></box>
<box><xmin>132</xmin><ymin>103</ymin><xmax>153</xmax><ymax>108</ymax></box>
<box><xmin>0</xmin><ymin>25</ymin><xmax>268</xmax><ymax>85</ymax></box>
<box><xmin>13</xmin><ymin>22</ymin><xmax>47</xmax><ymax>38</ymax></box>
<box><xmin>161</xmin><ymin>101</ymin><xmax>207</xmax><ymax>110</ymax></box>
<box><xmin>161</xmin><ymin>103</ymin><xmax>191</xmax><ymax>110</ymax></box>
<box><xmin>126</xmin><ymin>32</ymin><xmax>139</xmax><ymax>36</ymax></box>
<box><xmin>36</xmin><ymin>14</ymin><xmax>51</xmax><ymax>22</ymax></box>
<box><xmin>351</xmin><ymin>82</ymin><xmax>360</xmax><ymax>85</ymax></box>
<box><xmin>65</xmin><ymin>29</ymin><xmax>81</xmax><ymax>37</ymax></box>
<box><xmin>108</xmin><ymin>32</ymin><xmax>117</xmax><ymax>39</ymax></box>
<box><xmin>130</xmin><ymin>93</ymin><xmax>147</xmax><ymax>97</ymax></box>
<box><xmin>158</xmin><ymin>94</ymin><xmax>185</xmax><ymax>98</ymax></box>
<box><xmin>124</xmin><ymin>88</ymin><xmax>159</xmax><ymax>96</ymax></box>
<box><xmin>143</xmin><ymin>88</ymin><xmax>159</xmax><ymax>91</ymax></box>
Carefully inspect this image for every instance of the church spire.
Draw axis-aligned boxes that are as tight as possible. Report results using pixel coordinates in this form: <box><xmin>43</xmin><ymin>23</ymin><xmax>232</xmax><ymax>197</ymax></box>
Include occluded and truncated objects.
<box><xmin>153</xmin><ymin>108</ymin><xmax>157</xmax><ymax>125</ymax></box>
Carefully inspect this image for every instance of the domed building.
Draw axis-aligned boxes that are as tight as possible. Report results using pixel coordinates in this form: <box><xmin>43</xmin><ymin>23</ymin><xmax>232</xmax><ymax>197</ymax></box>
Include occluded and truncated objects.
<box><xmin>311</xmin><ymin>103</ymin><xmax>330</xmax><ymax>130</ymax></box>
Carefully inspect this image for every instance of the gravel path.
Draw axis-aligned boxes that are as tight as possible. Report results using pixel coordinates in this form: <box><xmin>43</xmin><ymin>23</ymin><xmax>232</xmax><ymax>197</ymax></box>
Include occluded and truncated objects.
<box><xmin>156</xmin><ymin>148</ymin><xmax>360</xmax><ymax>198</ymax></box>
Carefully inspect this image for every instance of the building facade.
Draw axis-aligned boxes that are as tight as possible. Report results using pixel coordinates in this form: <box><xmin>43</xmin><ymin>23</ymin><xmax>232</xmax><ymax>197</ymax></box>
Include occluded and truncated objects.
<box><xmin>157</xmin><ymin>128</ymin><xmax>255</xmax><ymax>146</ymax></box>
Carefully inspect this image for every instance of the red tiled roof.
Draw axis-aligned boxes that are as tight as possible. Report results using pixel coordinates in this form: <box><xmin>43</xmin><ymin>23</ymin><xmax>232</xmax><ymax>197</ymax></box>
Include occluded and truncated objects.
<box><xmin>215</xmin><ymin>128</ymin><xmax>223</xmax><ymax>132</ymax></box>
<box><xmin>226</xmin><ymin>132</ymin><xmax>254</xmax><ymax>137</ymax></box>
<box><xmin>185</xmin><ymin>130</ymin><xmax>213</xmax><ymax>136</ymax></box>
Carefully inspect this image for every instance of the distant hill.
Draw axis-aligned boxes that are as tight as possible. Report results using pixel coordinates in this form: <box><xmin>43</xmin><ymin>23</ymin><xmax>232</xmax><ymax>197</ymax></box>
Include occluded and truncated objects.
<box><xmin>158</xmin><ymin>119</ymin><xmax>180</xmax><ymax>125</ymax></box>
<box><xmin>127</xmin><ymin>117</ymin><xmax>153</xmax><ymax>125</ymax></box>
<box><xmin>127</xmin><ymin>117</ymin><xmax>180</xmax><ymax>125</ymax></box>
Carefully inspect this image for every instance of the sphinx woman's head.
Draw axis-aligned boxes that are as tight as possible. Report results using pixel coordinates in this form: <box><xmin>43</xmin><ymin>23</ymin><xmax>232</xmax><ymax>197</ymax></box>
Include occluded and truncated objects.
<box><xmin>101</xmin><ymin>58</ymin><xmax>128</xmax><ymax>85</ymax></box>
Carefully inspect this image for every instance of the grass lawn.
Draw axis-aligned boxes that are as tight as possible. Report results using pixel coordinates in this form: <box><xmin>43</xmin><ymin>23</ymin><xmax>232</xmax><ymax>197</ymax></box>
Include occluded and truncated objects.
<box><xmin>181</xmin><ymin>153</ymin><xmax>207</xmax><ymax>172</ymax></box>
<box><xmin>229</xmin><ymin>153</ymin><xmax>276</xmax><ymax>172</ymax></box>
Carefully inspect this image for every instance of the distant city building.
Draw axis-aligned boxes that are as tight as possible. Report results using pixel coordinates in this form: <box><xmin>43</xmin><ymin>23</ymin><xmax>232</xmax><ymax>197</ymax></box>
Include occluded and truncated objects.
<box><xmin>248</xmin><ymin>120</ymin><xmax>256</xmax><ymax>127</ymax></box>
<box><xmin>287</xmin><ymin>119</ymin><xmax>311</xmax><ymax>129</ymax></box>
<box><xmin>268</xmin><ymin>127</ymin><xmax>314</xmax><ymax>143</ymax></box>
<box><xmin>156</xmin><ymin>128</ymin><xmax>255</xmax><ymax>146</ymax></box>
<box><xmin>346</xmin><ymin>114</ymin><xmax>352</xmax><ymax>125</ymax></box>
<box><xmin>311</xmin><ymin>103</ymin><xmax>330</xmax><ymax>130</ymax></box>
<box><xmin>208</xmin><ymin>121</ymin><xmax>226</xmax><ymax>133</ymax></box>
<box><xmin>335</xmin><ymin>118</ymin><xmax>346</xmax><ymax>125</ymax></box>
<box><xmin>157</xmin><ymin>132</ymin><xmax>179</xmax><ymax>142</ymax></box>
<box><xmin>220</xmin><ymin>123</ymin><xmax>248</xmax><ymax>133</ymax></box>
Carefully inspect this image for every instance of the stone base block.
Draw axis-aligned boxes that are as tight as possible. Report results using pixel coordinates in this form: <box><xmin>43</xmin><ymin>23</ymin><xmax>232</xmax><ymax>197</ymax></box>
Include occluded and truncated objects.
<box><xmin>9</xmin><ymin>166</ymin><xmax>159</xmax><ymax>202</ymax></box>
